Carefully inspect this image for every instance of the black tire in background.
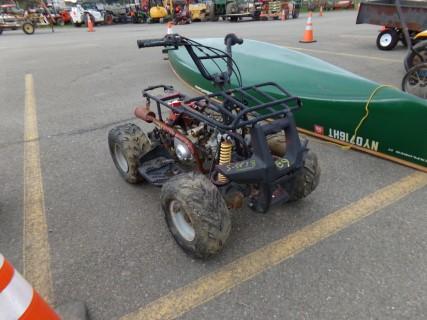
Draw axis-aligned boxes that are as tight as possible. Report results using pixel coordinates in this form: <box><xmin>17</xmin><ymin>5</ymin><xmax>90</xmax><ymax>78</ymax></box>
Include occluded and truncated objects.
<box><xmin>404</xmin><ymin>40</ymin><xmax>427</xmax><ymax>71</ymax></box>
<box><xmin>161</xmin><ymin>172</ymin><xmax>231</xmax><ymax>259</ymax></box>
<box><xmin>0</xmin><ymin>28</ymin><xmax>3</xmax><ymax>35</ymax></box>
<box><xmin>56</xmin><ymin>18</ymin><xmax>65</xmax><ymax>26</ymax></box>
<box><xmin>22</xmin><ymin>22</ymin><xmax>35</xmax><ymax>35</ymax></box>
<box><xmin>376</xmin><ymin>29</ymin><xmax>399</xmax><ymax>51</ymax></box>
<box><xmin>108</xmin><ymin>123</ymin><xmax>151</xmax><ymax>184</ymax></box>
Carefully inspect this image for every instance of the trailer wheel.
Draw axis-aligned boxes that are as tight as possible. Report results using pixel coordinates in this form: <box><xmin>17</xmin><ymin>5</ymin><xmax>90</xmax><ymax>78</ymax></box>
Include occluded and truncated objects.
<box><xmin>161</xmin><ymin>172</ymin><xmax>231</xmax><ymax>259</ymax></box>
<box><xmin>22</xmin><ymin>23</ymin><xmax>35</xmax><ymax>35</ymax></box>
<box><xmin>404</xmin><ymin>40</ymin><xmax>427</xmax><ymax>71</ymax></box>
<box><xmin>0</xmin><ymin>29</ymin><xmax>3</xmax><ymax>35</ymax></box>
<box><xmin>108</xmin><ymin>123</ymin><xmax>151</xmax><ymax>184</ymax></box>
<box><xmin>376</xmin><ymin>29</ymin><xmax>399</xmax><ymax>51</ymax></box>
<box><xmin>56</xmin><ymin>18</ymin><xmax>64</xmax><ymax>26</ymax></box>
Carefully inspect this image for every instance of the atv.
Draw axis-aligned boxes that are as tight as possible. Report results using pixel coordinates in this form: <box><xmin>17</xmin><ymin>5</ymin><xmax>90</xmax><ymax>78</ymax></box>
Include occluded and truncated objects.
<box><xmin>108</xmin><ymin>33</ymin><xmax>320</xmax><ymax>258</ymax></box>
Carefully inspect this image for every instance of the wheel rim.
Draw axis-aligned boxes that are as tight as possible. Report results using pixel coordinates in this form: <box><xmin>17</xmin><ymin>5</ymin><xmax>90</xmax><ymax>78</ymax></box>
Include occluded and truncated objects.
<box><xmin>24</xmin><ymin>24</ymin><xmax>33</xmax><ymax>33</ymax></box>
<box><xmin>380</xmin><ymin>33</ymin><xmax>392</xmax><ymax>47</ymax></box>
<box><xmin>170</xmin><ymin>200</ymin><xmax>195</xmax><ymax>242</ymax></box>
<box><xmin>114</xmin><ymin>144</ymin><xmax>129</xmax><ymax>173</ymax></box>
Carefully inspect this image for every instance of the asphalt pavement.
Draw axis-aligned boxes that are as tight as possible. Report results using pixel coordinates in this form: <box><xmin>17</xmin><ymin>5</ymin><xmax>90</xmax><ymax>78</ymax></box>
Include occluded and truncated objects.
<box><xmin>0</xmin><ymin>9</ymin><xmax>426</xmax><ymax>320</ymax></box>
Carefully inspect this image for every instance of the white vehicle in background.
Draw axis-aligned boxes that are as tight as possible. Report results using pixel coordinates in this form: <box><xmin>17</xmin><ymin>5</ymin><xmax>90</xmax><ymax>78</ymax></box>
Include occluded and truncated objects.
<box><xmin>69</xmin><ymin>3</ymin><xmax>104</xmax><ymax>27</ymax></box>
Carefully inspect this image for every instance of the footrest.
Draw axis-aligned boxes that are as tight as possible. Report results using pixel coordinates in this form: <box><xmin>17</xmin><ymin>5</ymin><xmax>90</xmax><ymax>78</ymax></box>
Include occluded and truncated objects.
<box><xmin>138</xmin><ymin>157</ymin><xmax>183</xmax><ymax>186</ymax></box>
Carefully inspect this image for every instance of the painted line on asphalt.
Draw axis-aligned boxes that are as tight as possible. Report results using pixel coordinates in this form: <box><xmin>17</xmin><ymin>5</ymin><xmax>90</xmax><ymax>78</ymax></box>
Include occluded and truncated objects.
<box><xmin>285</xmin><ymin>46</ymin><xmax>401</xmax><ymax>63</ymax></box>
<box><xmin>120</xmin><ymin>172</ymin><xmax>427</xmax><ymax>320</ymax></box>
<box><xmin>339</xmin><ymin>34</ymin><xmax>376</xmax><ymax>39</ymax></box>
<box><xmin>23</xmin><ymin>74</ymin><xmax>54</xmax><ymax>304</ymax></box>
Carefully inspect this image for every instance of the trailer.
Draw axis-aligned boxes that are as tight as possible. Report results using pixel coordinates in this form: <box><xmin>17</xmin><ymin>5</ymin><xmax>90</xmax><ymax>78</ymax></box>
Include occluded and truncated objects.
<box><xmin>0</xmin><ymin>3</ymin><xmax>36</xmax><ymax>35</ymax></box>
<box><xmin>356</xmin><ymin>0</ymin><xmax>427</xmax><ymax>50</ymax></box>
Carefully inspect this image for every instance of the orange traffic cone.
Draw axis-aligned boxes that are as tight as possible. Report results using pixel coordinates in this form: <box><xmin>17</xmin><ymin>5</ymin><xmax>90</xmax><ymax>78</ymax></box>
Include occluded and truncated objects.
<box><xmin>87</xmin><ymin>14</ymin><xmax>94</xmax><ymax>32</ymax></box>
<box><xmin>167</xmin><ymin>21</ymin><xmax>174</xmax><ymax>34</ymax></box>
<box><xmin>319</xmin><ymin>6</ymin><xmax>323</xmax><ymax>17</ymax></box>
<box><xmin>299</xmin><ymin>12</ymin><xmax>316</xmax><ymax>43</ymax></box>
<box><xmin>0</xmin><ymin>253</ymin><xmax>60</xmax><ymax>319</ymax></box>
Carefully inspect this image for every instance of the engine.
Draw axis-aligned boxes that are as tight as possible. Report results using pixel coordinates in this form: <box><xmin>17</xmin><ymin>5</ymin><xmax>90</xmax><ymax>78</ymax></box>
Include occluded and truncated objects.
<box><xmin>172</xmin><ymin>121</ymin><xmax>220</xmax><ymax>168</ymax></box>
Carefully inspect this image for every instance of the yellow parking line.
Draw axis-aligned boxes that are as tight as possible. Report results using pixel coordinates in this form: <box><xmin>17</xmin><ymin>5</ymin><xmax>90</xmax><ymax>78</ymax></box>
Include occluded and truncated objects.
<box><xmin>120</xmin><ymin>172</ymin><xmax>427</xmax><ymax>320</ymax></box>
<box><xmin>285</xmin><ymin>46</ymin><xmax>401</xmax><ymax>63</ymax></box>
<box><xmin>23</xmin><ymin>74</ymin><xmax>54</xmax><ymax>304</ymax></box>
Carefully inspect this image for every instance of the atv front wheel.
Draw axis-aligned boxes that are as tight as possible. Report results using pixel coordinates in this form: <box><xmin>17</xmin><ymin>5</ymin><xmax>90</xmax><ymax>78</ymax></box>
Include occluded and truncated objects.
<box><xmin>108</xmin><ymin>123</ymin><xmax>150</xmax><ymax>184</ymax></box>
<box><xmin>289</xmin><ymin>151</ymin><xmax>320</xmax><ymax>201</ymax></box>
<box><xmin>161</xmin><ymin>173</ymin><xmax>231</xmax><ymax>259</ymax></box>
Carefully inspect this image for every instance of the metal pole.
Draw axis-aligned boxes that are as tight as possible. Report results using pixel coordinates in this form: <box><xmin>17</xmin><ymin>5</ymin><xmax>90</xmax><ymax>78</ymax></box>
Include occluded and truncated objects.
<box><xmin>395</xmin><ymin>0</ymin><xmax>412</xmax><ymax>50</ymax></box>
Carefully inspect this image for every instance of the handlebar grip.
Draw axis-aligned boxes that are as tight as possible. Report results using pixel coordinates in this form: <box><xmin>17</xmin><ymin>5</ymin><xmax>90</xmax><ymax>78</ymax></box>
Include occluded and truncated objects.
<box><xmin>137</xmin><ymin>39</ymin><xmax>167</xmax><ymax>49</ymax></box>
<box><xmin>224</xmin><ymin>33</ymin><xmax>244</xmax><ymax>46</ymax></box>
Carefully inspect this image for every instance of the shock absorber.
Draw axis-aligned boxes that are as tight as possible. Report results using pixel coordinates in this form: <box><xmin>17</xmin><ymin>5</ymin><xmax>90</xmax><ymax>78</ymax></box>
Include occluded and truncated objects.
<box><xmin>218</xmin><ymin>139</ymin><xmax>233</xmax><ymax>183</ymax></box>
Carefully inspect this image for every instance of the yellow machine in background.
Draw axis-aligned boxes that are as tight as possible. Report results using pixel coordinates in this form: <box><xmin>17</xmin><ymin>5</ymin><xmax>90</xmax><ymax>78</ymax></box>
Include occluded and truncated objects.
<box><xmin>149</xmin><ymin>0</ymin><xmax>173</xmax><ymax>20</ymax></box>
<box><xmin>189</xmin><ymin>3</ymin><xmax>208</xmax><ymax>21</ymax></box>
<box><xmin>414</xmin><ymin>30</ymin><xmax>427</xmax><ymax>41</ymax></box>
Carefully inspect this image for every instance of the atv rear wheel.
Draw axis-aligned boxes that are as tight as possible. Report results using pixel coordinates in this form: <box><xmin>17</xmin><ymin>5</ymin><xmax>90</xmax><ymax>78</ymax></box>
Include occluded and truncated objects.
<box><xmin>289</xmin><ymin>151</ymin><xmax>320</xmax><ymax>201</ymax></box>
<box><xmin>161</xmin><ymin>172</ymin><xmax>231</xmax><ymax>259</ymax></box>
<box><xmin>108</xmin><ymin>123</ymin><xmax>150</xmax><ymax>184</ymax></box>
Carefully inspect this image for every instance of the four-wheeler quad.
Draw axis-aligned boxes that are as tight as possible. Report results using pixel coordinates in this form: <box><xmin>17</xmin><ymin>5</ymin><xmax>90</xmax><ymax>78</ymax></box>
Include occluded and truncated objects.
<box><xmin>108</xmin><ymin>33</ymin><xmax>320</xmax><ymax>258</ymax></box>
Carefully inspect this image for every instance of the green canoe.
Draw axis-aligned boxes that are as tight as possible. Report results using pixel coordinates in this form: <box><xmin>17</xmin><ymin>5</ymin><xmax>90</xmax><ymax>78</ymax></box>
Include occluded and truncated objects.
<box><xmin>168</xmin><ymin>38</ymin><xmax>427</xmax><ymax>171</ymax></box>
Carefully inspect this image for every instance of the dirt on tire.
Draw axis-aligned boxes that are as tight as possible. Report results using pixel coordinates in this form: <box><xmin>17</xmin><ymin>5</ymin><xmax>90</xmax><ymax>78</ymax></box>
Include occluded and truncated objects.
<box><xmin>289</xmin><ymin>151</ymin><xmax>320</xmax><ymax>201</ymax></box>
<box><xmin>108</xmin><ymin>123</ymin><xmax>150</xmax><ymax>184</ymax></box>
<box><xmin>161</xmin><ymin>172</ymin><xmax>231</xmax><ymax>258</ymax></box>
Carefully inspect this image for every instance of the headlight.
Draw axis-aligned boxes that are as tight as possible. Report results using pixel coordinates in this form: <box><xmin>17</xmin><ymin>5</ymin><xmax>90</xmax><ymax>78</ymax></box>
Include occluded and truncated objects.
<box><xmin>174</xmin><ymin>138</ymin><xmax>193</xmax><ymax>161</ymax></box>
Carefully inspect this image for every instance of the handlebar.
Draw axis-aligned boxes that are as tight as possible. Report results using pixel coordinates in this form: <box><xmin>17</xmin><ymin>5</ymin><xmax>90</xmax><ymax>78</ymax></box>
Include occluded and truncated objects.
<box><xmin>136</xmin><ymin>33</ymin><xmax>244</xmax><ymax>88</ymax></box>
<box><xmin>137</xmin><ymin>39</ymin><xmax>167</xmax><ymax>48</ymax></box>
<box><xmin>224</xmin><ymin>34</ymin><xmax>243</xmax><ymax>47</ymax></box>
<box><xmin>137</xmin><ymin>34</ymin><xmax>183</xmax><ymax>49</ymax></box>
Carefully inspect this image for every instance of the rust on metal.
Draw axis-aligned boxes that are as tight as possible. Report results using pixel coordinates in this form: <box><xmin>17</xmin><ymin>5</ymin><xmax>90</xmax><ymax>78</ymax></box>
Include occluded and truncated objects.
<box><xmin>356</xmin><ymin>1</ymin><xmax>427</xmax><ymax>31</ymax></box>
<box><xmin>134</xmin><ymin>107</ymin><xmax>206</xmax><ymax>173</ymax></box>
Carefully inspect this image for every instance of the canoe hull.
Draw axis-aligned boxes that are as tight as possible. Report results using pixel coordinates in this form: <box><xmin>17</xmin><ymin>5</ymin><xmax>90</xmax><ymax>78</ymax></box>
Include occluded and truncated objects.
<box><xmin>168</xmin><ymin>39</ymin><xmax>427</xmax><ymax>171</ymax></box>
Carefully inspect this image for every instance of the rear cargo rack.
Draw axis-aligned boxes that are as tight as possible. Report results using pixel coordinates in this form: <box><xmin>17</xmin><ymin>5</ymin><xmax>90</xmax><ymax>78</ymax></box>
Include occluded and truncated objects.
<box><xmin>143</xmin><ymin>82</ymin><xmax>302</xmax><ymax>132</ymax></box>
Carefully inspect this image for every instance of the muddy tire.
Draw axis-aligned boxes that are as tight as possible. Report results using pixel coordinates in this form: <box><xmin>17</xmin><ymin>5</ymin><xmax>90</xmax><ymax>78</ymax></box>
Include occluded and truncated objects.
<box><xmin>161</xmin><ymin>172</ymin><xmax>231</xmax><ymax>259</ymax></box>
<box><xmin>289</xmin><ymin>151</ymin><xmax>320</xmax><ymax>201</ymax></box>
<box><xmin>108</xmin><ymin>123</ymin><xmax>151</xmax><ymax>184</ymax></box>
<box><xmin>404</xmin><ymin>40</ymin><xmax>427</xmax><ymax>71</ymax></box>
